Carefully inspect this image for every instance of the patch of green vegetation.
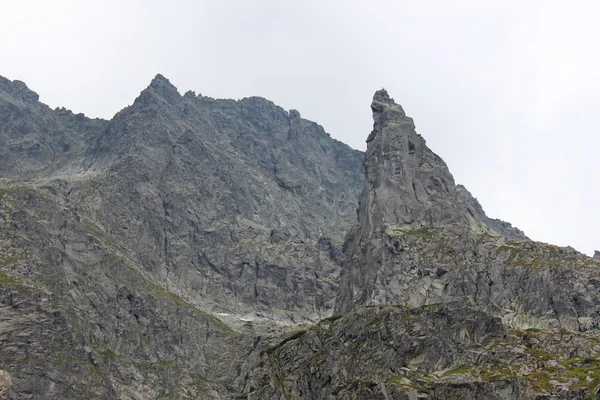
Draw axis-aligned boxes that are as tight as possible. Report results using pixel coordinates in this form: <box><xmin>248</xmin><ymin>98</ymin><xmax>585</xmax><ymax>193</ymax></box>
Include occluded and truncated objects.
<box><xmin>477</xmin><ymin>364</ymin><xmax>518</xmax><ymax>382</ymax></box>
<box><xmin>155</xmin><ymin>360</ymin><xmax>174</xmax><ymax>367</ymax></box>
<box><xmin>526</xmin><ymin>327</ymin><xmax>543</xmax><ymax>333</ymax></box>
<box><xmin>0</xmin><ymin>272</ymin><xmax>21</xmax><ymax>286</ymax></box>
<box><xmin>99</xmin><ymin>348</ymin><xmax>120</xmax><ymax>359</ymax></box>
<box><xmin>84</xmin><ymin>221</ymin><xmax>113</xmax><ymax>247</ymax></box>
<box><xmin>311</xmin><ymin>349</ymin><xmax>325</xmax><ymax>363</ymax></box>
<box><xmin>508</xmin><ymin>329</ymin><xmax>525</xmax><ymax>337</ymax></box>
<box><xmin>0</xmin><ymin>251</ymin><xmax>27</xmax><ymax>267</ymax></box>
<box><xmin>443</xmin><ymin>365</ymin><xmax>471</xmax><ymax>376</ymax></box>
<box><xmin>524</xmin><ymin>347</ymin><xmax>554</xmax><ymax>362</ymax></box>
<box><xmin>85</xmin><ymin>222</ymin><xmax>104</xmax><ymax>237</ymax></box>
<box><xmin>561</xmin><ymin>357</ymin><xmax>600</xmax><ymax>396</ymax></box>
<box><xmin>106</xmin><ymin>253</ymin><xmax>121</xmax><ymax>266</ymax></box>
<box><xmin>263</xmin><ymin>329</ymin><xmax>308</xmax><ymax>356</ymax></box>
<box><xmin>390</xmin><ymin>226</ymin><xmax>436</xmax><ymax>239</ymax></box>
<box><xmin>528</xmin><ymin>370</ymin><xmax>553</xmax><ymax>392</ymax></box>
<box><xmin>352</xmin><ymin>379</ymin><xmax>377</xmax><ymax>389</ymax></box>
<box><xmin>368</xmin><ymin>313</ymin><xmax>385</xmax><ymax>327</ymax></box>
<box><xmin>322</xmin><ymin>314</ymin><xmax>343</xmax><ymax>323</ymax></box>
<box><xmin>386</xmin><ymin>374</ymin><xmax>425</xmax><ymax>391</ymax></box>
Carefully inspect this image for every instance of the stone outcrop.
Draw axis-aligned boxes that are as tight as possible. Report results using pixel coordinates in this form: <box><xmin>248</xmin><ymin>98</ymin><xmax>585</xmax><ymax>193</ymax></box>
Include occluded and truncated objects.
<box><xmin>236</xmin><ymin>303</ymin><xmax>600</xmax><ymax>399</ymax></box>
<box><xmin>0</xmin><ymin>76</ymin><xmax>106</xmax><ymax>179</ymax></box>
<box><xmin>0</xmin><ymin>74</ymin><xmax>363</xmax><ymax>398</ymax></box>
<box><xmin>335</xmin><ymin>91</ymin><xmax>600</xmax><ymax>334</ymax></box>
<box><xmin>360</xmin><ymin>89</ymin><xmax>479</xmax><ymax>231</ymax></box>
<box><xmin>1</xmin><ymin>76</ymin><xmax>600</xmax><ymax>399</ymax></box>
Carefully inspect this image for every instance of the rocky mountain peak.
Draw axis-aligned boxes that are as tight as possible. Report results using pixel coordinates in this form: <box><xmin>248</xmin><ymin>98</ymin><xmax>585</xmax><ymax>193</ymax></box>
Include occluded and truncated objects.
<box><xmin>361</xmin><ymin>89</ymin><xmax>478</xmax><ymax>233</ymax></box>
<box><xmin>134</xmin><ymin>73</ymin><xmax>181</xmax><ymax>106</ymax></box>
<box><xmin>336</xmin><ymin>89</ymin><xmax>599</xmax><ymax>337</ymax></box>
<box><xmin>148</xmin><ymin>73</ymin><xmax>175</xmax><ymax>90</ymax></box>
<box><xmin>0</xmin><ymin>75</ymin><xmax>40</xmax><ymax>103</ymax></box>
<box><xmin>4</xmin><ymin>76</ymin><xmax>600</xmax><ymax>399</ymax></box>
<box><xmin>371</xmin><ymin>88</ymin><xmax>394</xmax><ymax>107</ymax></box>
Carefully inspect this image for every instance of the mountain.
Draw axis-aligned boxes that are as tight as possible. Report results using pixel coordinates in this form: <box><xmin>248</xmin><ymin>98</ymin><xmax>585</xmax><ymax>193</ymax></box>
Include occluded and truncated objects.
<box><xmin>237</xmin><ymin>91</ymin><xmax>600</xmax><ymax>399</ymax></box>
<box><xmin>1</xmin><ymin>76</ymin><xmax>599</xmax><ymax>399</ymax></box>
<box><xmin>0</xmin><ymin>74</ymin><xmax>363</xmax><ymax>398</ymax></box>
<box><xmin>334</xmin><ymin>90</ymin><xmax>600</xmax><ymax>331</ymax></box>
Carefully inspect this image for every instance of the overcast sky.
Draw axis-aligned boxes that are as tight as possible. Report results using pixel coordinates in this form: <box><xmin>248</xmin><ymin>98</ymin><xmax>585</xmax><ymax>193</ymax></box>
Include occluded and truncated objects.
<box><xmin>1</xmin><ymin>0</ymin><xmax>598</xmax><ymax>255</ymax></box>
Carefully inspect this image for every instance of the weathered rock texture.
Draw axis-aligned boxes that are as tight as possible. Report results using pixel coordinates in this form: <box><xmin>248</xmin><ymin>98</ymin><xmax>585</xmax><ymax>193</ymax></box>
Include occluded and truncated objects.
<box><xmin>336</xmin><ymin>90</ymin><xmax>600</xmax><ymax>334</ymax></box>
<box><xmin>1</xmin><ymin>77</ymin><xmax>600</xmax><ymax>399</ymax></box>
<box><xmin>236</xmin><ymin>303</ymin><xmax>600</xmax><ymax>399</ymax></box>
<box><xmin>0</xmin><ymin>74</ymin><xmax>363</xmax><ymax>399</ymax></box>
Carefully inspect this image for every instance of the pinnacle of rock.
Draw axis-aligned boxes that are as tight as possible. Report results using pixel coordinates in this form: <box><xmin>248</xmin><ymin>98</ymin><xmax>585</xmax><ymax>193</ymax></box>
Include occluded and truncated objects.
<box><xmin>361</xmin><ymin>89</ymin><xmax>477</xmax><ymax>231</ymax></box>
<box><xmin>134</xmin><ymin>73</ymin><xmax>181</xmax><ymax>105</ymax></box>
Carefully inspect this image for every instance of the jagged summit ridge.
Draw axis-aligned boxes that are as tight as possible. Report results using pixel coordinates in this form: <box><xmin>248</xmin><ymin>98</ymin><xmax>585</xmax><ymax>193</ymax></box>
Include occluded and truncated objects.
<box><xmin>0</xmin><ymin>75</ymin><xmax>40</xmax><ymax>103</ymax></box>
<box><xmin>4</xmin><ymin>76</ymin><xmax>600</xmax><ymax>399</ymax></box>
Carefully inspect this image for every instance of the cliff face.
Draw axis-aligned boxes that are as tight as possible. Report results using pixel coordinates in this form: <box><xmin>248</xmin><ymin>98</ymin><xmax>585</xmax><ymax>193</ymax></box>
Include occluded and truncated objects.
<box><xmin>235</xmin><ymin>92</ymin><xmax>600</xmax><ymax>400</ymax></box>
<box><xmin>0</xmin><ymin>74</ymin><xmax>363</xmax><ymax>399</ymax></box>
<box><xmin>64</xmin><ymin>74</ymin><xmax>364</xmax><ymax>324</ymax></box>
<box><xmin>359</xmin><ymin>90</ymin><xmax>478</xmax><ymax>232</ymax></box>
<box><xmin>0</xmin><ymin>76</ymin><xmax>106</xmax><ymax>179</ymax></box>
<box><xmin>2</xmin><ymin>76</ymin><xmax>600</xmax><ymax>399</ymax></box>
<box><xmin>237</xmin><ymin>302</ymin><xmax>600</xmax><ymax>399</ymax></box>
<box><xmin>335</xmin><ymin>91</ymin><xmax>600</xmax><ymax>333</ymax></box>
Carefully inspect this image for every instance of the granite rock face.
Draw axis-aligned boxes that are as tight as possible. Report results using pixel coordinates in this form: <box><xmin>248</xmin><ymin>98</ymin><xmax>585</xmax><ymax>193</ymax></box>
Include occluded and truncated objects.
<box><xmin>0</xmin><ymin>76</ymin><xmax>106</xmax><ymax>179</ymax></box>
<box><xmin>236</xmin><ymin>303</ymin><xmax>600</xmax><ymax>399</ymax></box>
<box><xmin>0</xmin><ymin>74</ymin><xmax>363</xmax><ymax>398</ymax></box>
<box><xmin>335</xmin><ymin>91</ymin><xmax>600</xmax><ymax>334</ymax></box>
<box><xmin>361</xmin><ymin>90</ymin><xmax>479</xmax><ymax>231</ymax></box>
<box><xmin>2</xmin><ymin>76</ymin><xmax>600</xmax><ymax>399</ymax></box>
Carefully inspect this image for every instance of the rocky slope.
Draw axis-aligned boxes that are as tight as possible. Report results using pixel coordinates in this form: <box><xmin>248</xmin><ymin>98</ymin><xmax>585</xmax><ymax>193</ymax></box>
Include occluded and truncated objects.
<box><xmin>234</xmin><ymin>91</ymin><xmax>600</xmax><ymax>400</ymax></box>
<box><xmin>336</xmin><ymin>90</ymin><xmax>600</xmax><ymax>333</ymax></box>
<box><xmin>1</xmin><ymin>77</ymin><xmax>599</xmax><ymax>399</ymax></box>
<box><xmin>237</xmin><ymin>303</ymin><xmax>600</xmax><ymax>399</ymax></box>
<box><xmin>0</xmin><ymin>74</ymin><xmax>364</xmax><ymax>399</ymax></box>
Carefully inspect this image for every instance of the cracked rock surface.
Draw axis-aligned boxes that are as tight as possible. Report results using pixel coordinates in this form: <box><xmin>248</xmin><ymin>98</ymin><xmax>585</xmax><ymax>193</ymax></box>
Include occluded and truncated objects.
<box><xmin>1</xmin><ymin>77</ymin><xmax>600</xmax><ymax>399</ymax></box>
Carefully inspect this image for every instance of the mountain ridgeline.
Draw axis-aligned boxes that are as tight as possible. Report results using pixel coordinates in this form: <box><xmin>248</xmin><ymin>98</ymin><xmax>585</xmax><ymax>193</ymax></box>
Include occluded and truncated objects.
<box><xmin>0</xmin><ymin>75</ymin><xmax>599</xmax><ymax>399</ymax></box>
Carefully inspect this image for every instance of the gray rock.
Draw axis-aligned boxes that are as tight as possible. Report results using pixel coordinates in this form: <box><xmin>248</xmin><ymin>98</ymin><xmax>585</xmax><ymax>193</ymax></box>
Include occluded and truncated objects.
<box><xmin>336</xmin><ymin>91</ymin><xmax>600</xmax><ymax>335</ymax></box>
<box><xmin>235</xmin><ymin>303</ymin><xmax>600</xmax><ymax>399</ymax></box>
<box><xmin>2</xmin><ymin>75</ymin><xmax>600</xmax><ymax>400</ymax></box>
<box><xmin>0</xmin><ymin>73</ymin><xmax>363</xmax><ymax>398</ymax></box>
<box><xmin>456</xmin><ymin>184</ymin><xmax>528</xmax><ymax>240</ymax></box>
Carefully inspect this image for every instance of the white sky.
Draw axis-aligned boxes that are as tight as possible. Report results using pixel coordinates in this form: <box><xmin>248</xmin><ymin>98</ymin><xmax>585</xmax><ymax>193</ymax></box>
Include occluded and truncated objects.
<box><xmin>1</xmin><ymin>0</ymin><xmax>598</xmax><ymax>255</ymax></box>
